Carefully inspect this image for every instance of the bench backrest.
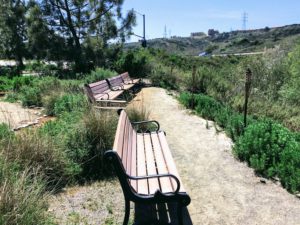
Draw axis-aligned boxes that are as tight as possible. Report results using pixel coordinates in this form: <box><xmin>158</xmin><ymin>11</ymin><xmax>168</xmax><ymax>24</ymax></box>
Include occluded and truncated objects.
<box><xmin>113</xmin><ymin>110</ymin><xmax>136</xmax><ymax>177</ymax></box>
<box><xmin>120</xmin><ymin>72</ymin><xmax>131</xmax><ymax>82</ymax></box>
<box><xmin>107</xmin><ymin>75</ymin><xmax>124</xmax><ymax>88</ymax></box>
<box><xmin>84</xmin><ymin>80</ymin><xmax>110</xmax><ymax>102</ymax></box>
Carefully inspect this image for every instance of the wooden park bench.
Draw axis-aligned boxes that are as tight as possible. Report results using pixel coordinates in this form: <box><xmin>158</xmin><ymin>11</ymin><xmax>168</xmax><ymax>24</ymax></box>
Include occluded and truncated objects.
<box><xmin>84</xmin><ymin>80</ymin><xmax>126</xmax><ymax>108</ymax></box>
<box><xmin>107</xmin><ymin>72</ymin><xmax>140</xmax><ymax>91</ymax></box>
<box><xmin>105</xmin><ymin>110</ymin><xmax>191</xmax><ymax>225</ymax></box>
<box><xmin>120</xmin><ymin>72</ymin><xmax>140</xmax><ymax>85</ymax></box>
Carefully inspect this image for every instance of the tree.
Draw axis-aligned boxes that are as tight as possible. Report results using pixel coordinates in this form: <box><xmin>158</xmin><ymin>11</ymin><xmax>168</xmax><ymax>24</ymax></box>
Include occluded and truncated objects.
<box><xmin>0</xmin><ymin>0</ymin><xmax>27</xmax><ymax>67</ymax></box>
<box><xmin>26</xmin><ymin>1</ymin><xmax>51</xmax><ymax>59</ymax></box>
<box><xmin>41</xmin><ymin>0</ymin><xmax>136</xmax><ymax>72</ymax></box>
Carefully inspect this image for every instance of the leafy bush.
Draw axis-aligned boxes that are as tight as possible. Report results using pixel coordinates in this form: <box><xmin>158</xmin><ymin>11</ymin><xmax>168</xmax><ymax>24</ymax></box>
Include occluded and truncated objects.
<box><xmin>0</xmin><ymin>77</ymin><xmax>13</xmax><ymax>92</ymax></box>
<box><xmin>234</xmin><ymin>120</ymin><xmax>300</xmax><ymax>193</ymax></box>
<box><xmin>179</xmin><ymin>92</ymin><xmax>254</xmax><ymax>141</ymax></box>
<box><xmin>52</xmin><ymin>94</ymin><xmax>87</xmax><ymax>116</ymax></box>
<box><xmin>115</xmin><ymin>49</ymin><xmax>151</xmax><ymax>78</ymax></box>
<box><xmin>20</xmin><ymin>86</ymin><xmax>42</xmax><ymax>107</ymax></box>
<box><xmin>12</xmin><ymin>76</ymin><xmax>35</xmax><ymax>91</ymax></box>
<box><xmin>83</xmin><ymin>67</ymin><xmax>115</xmax><ymax>84</ymax></box>
<box><xmin>0</xmin><ymin>66</ymin><xmax>20</xmax><ymax>77</ymax></box>
<box><xmin>150</xmin><ymin>66</ymin><xmax>178</xmax><ymax>90</ymax></box>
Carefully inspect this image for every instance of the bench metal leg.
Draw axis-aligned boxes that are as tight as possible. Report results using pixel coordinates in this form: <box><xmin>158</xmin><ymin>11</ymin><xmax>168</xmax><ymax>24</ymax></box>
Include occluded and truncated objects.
<box><xmin>177</xmin><ymin>203</ymin><xmax>184</xmax><ymax>225</ymax></box>
<box><xmin>123</xmin><ymin>199</ymin><xmax>130</xmax><ymax>225</ymax></box>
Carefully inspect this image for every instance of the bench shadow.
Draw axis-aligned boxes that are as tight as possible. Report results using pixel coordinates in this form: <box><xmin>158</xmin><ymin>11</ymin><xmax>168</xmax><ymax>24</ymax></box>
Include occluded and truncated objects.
<box><xmin>134</xmin><ymin>202</ymin><xmax>193</xmax><ymax>225</ymax></box>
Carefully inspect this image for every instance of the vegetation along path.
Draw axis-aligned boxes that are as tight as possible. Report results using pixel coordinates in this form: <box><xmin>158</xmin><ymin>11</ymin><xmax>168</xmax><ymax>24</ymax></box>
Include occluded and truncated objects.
<box><xmin>137</xmin><ymin>87</ymin><xmax>300</xmax><ymax>225</ymax></box>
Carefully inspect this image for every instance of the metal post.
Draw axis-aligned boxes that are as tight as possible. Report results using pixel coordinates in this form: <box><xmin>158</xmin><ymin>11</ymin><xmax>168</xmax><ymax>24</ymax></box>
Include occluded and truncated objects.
<box><xmin>244</xmin><ymin>68</ymin><xmax>252</xmax><ymax>127</ymax></box>
<box><xmin>143</xmin><ymin>14</ymin><xmax>145</xmax><ymax>40</ymax></box>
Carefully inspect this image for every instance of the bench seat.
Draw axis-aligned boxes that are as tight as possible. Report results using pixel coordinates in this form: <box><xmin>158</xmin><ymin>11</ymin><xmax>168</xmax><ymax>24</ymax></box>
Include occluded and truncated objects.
<box><xmin>94</xmin><ymin>90</ymin><xmax>124</xmax><ymax>101</ymax></box>
<box><xmin>130</xmin><ymin>132</ymin><xmax>185</xmax><ymax>195</ymax></box>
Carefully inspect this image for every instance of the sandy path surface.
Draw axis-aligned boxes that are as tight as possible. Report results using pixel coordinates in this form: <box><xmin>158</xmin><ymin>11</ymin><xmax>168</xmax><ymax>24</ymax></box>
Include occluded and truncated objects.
<box><xmin>0</xmin><ymin>101</ymin><xmax>41</xmax><ymax>129</ymax></box>
<box><xmin>135</xmin><ymin>87</ymin><xmax>300</xmax><ymax>225</ymax></box>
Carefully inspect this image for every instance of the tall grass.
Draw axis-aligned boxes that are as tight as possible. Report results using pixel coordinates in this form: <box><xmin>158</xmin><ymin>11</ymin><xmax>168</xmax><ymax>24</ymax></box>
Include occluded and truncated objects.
<box><xmin>0</xmin><ymin>158</ymin><xmax>51</xmax><ymax>225</ymax></box>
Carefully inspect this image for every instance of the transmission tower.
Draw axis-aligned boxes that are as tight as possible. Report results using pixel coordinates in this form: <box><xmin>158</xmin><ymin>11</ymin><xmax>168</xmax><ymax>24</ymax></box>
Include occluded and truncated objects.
<box><xmin>242</xmin><ymin>12</ymin><xmax>248</xmax><ymax>30</ymax></box>
<box><xmin>163</xmin><ymin>25</ymin><xmax>167</xmax><ymax>38</ymax></box>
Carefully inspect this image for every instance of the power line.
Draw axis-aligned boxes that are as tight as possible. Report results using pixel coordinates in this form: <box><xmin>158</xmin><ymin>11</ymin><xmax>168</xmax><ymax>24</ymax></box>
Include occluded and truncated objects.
<box><xmin>163</xmin><ymin>25</ymin><xmax>167</xmax><ymax>38</ymax></box>
<box><xmin>242</xmin><ymin>12</ymin><xmax>248</xmax><ymax>30</ymax></box>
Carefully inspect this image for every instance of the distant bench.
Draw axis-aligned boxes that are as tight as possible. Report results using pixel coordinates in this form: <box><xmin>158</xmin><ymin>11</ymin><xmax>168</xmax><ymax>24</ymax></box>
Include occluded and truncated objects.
<box><xmin>84</xmin><ymin>72</ymin><xmax>140</xmax><ymax>107</ymax></box>
<box><xmin>105</xmin><ymin>110</ymin><xmax>191</xmax><ymax>225</ymax></box>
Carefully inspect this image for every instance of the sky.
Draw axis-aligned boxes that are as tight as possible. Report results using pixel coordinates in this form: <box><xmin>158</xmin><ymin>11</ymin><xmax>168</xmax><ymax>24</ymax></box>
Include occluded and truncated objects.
<box><xmin>122</xmin><ymin>0</ymin><xmax>300</xmax><ymax>42</ymax></box>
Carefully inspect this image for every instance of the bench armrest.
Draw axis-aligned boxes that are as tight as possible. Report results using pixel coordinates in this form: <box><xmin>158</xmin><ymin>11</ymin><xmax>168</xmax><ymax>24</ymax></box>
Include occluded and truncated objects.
<box><xmin>126</xmin><ymin>173</ymin><xmax>181</xmax><ymax>194</ymax></box>
<box><xmin>111</xmin><ymin>84</ymin><xmax>124</xmax><ymax>91</ymax></box>
<box><xmin>131</xmin><ymin>120</ymin><xmax>160</xmax><ymax>132</ymax></box>
<box><xmin>123</xmin><ymin>79</ymin><xmax>134</xmax><ymax>84</ymax></box>
<box><xmin>99</xmin><ymin>93</ymin><xmax>109</xmax><ymax>100</ymax></box>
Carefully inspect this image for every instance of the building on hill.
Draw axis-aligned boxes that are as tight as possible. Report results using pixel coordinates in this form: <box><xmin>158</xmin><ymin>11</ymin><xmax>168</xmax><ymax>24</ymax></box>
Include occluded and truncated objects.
<box><xmin>190</xmin><ymin>32</ymin><xmax>206</xmax><ymax>38</ymax></box>
<box><xmin>208</xmin><ymin>29</ymin><xmax>220</xmax><ymax>37</ymax></box>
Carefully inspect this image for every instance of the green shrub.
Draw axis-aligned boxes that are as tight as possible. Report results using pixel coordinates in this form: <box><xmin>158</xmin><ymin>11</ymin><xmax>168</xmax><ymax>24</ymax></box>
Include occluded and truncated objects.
<box><xmin>194</xmin><ymin>94</ymin><xmax>223</xmax><ymax>120</ymax></box>
<box><xmin>12</xmin><ymin>76</ymin><xmax>35</xmax><ymax>91</ymax></box>
<box><xmin>0</xmin><ymin>66</ymin><xmax>20</xmax><ymax>77</ymax></box>
<box><xmin>234</xmin><ymin>120</ymin><xmax>300</xmax><ymax>192</ymax></box>
<box><xmin>63</xmin><ymin>110</ymin><xmax>117</xmax><ymax>180</ymax></box>
<box><xmin>115</xmin><ymin>49</ymin><xmax>151</xmax><ymax>78</ymax></box>
<box><xmin>0</xmin><ymin>77</ymin><xmax>13</xmax><ymax>92</ymax></box>
<box><xmin>20</xmin><ymin>86</ymin><xmax>42</xmax><ymax>107</ymax></box>
<box><xmin>225</xmin><ymin>114</ymin><xmax>247</xmax><ymax>141</ymax></box>
<box><xmin>278</xmin><ymin>144</ymin><xmax>300</xmax><ymax>193</ymax></box>
<box><xmin>53</xmin><ymin>94</ymin><xmax>87</xmax><ymax>116</ymax></box>
<box><xmin>150</xmin><ymin>67</ymin><xmax>178</xmax><ymax>90</ymax></box>
<box><xmin>84</xmin><ymin>67</ymin><xmax>115</xmax><ymax>84</ymax></box>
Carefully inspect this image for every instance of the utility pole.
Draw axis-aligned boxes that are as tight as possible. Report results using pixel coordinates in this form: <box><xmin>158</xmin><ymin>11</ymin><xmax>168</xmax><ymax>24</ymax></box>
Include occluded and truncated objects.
<box><xmin>133</xmin><ymin>9</ymin><xmax>146</xmax><ymax>47</ymax></box>
<box><xmin>242</xmin><ymin>12</ymin><xmax>248</xmax><ymax>30</ymax></box>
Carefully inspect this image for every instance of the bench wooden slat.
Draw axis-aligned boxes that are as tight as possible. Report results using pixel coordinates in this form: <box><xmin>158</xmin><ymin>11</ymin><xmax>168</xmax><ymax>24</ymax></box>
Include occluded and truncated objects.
<box><xmin>123</xmin><ymin>83</ymin><xmax>135</xmax><ymax>90</ymax></box>
<box><xmin>125</xmin><ymin>124</ymin><xmax>132</xmax><ymax>173</ymax></box>
<box><xmin>158</xmin><ymin>132</ymin><xmax>185</xmax><ymax>193</ymax></box>
<box><xmin>114</xmin><ymin>111</ymin><xmax>127</xmax><ymax>157</ymax></box>
<box><xmin>130</xmin><ymin>129</ymin><xmax>138</xmax><ymax>191</ymax></box>
<box><xmin>137</xmin><ymin>134</ymin><xmax>149</xmax><ymax>195</ymax></box>
<box><xmin>150</xmin><ymin>132</ymin><xmax>174</xmax><ymax>193</ymax></box>
<box><xmin>144</xmin><ymin>133</ymin><xmax>160</xmax><ymax>195</ymax></box>
<box><xmin>122</xmin><ymin>117</ymin><xmax>131</xmax><ymax>168</ymax></box>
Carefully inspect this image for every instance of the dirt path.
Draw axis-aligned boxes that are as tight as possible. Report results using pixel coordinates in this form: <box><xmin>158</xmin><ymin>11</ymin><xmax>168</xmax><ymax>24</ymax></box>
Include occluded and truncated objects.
<box><xmin>135</xmin><ymin>87</ymin><xmax>300</xmax><ymax>225</ymax></box>
<box><xmin>0</xmin><ymin>101</ymin><xmax>42</xmax><ymax>130</ymax></box>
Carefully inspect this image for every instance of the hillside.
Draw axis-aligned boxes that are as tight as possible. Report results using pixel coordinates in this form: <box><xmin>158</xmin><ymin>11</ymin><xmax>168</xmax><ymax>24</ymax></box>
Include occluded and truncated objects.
<box><xmin>126</xmin><ymin>24</ymin><xmax>300</xmax><ymax>55</ymax></box>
